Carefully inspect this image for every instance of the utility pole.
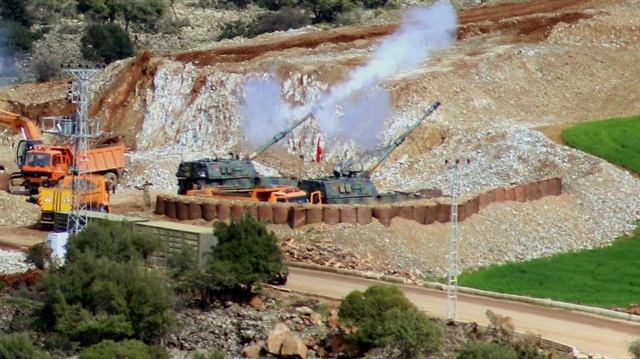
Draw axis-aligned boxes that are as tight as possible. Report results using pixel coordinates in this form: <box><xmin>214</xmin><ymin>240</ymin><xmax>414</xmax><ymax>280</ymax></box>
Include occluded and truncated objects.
<box><xmin>42</xmin><ymin>65</ymin><xmax>103</xmax><ymax>234</ymax></box>
<box><xmin>445</xmin><ymin>158</ymin><xmax>469</xmax><ymax>321</ymax></box>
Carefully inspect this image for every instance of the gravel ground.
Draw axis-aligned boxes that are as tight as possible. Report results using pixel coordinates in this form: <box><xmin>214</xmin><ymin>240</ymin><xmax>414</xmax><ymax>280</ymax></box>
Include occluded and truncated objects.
<box><xmin>0</xmin><ymin>250</ymin><xmax>32</xmax><ymax>275</ymax></box>
<box><xmin>0</xmin><ymin>192</ymin><xmax>40</xmax><ymax>227</ymax></box>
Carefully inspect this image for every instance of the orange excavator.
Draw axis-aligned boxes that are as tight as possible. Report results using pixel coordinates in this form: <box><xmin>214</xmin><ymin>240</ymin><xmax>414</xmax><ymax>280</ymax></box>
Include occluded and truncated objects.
<box><xmin>0</xmin><ymin>109</ymin><xmax>125</xmax><ymax>194</ymax></box>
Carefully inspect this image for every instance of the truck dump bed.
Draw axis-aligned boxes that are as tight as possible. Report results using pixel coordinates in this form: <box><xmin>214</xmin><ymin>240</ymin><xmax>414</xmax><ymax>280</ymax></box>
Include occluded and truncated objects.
<box><xmin>76</xmin><ymin>144</ymin><xmax>126</xmax><ymax>173</ymax></box>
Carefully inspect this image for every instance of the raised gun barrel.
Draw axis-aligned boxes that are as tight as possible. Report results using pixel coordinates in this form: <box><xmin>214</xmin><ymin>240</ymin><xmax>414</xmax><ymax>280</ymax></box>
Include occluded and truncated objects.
<box><xmin>362</xmin><ymin>100</ymin><xmax>441</xmax><ymax>176</ymax></box>
<box><xmin>247</xmin><ymin>110</ymin><xmax>317</xmax><ymax>160</ymax></box>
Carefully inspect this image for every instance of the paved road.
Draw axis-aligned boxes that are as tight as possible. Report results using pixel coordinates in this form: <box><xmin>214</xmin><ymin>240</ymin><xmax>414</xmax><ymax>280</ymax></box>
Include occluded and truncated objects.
<box><xmin>287</xmin><ymin>267</ymin><xmax>640</xmax><ymax>358</ymax></box>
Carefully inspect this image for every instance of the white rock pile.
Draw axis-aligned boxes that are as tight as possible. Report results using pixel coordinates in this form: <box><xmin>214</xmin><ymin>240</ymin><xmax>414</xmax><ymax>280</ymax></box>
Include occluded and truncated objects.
<box><xmin>0</xmin><ymin>249</ymin><xmax>31</xmax><ymax>275</ymax></box>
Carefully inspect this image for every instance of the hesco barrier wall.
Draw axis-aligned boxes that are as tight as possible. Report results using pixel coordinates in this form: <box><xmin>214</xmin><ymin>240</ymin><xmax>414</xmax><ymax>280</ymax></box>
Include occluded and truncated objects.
<box><xmin>156</xmin><ymin>177</ymin><xmax>562</xmax><ymax>229</ymax></box>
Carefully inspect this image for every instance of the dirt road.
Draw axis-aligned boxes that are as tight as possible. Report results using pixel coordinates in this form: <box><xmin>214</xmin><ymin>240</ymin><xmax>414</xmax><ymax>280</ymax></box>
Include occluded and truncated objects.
<box><xmin>286</xmin><ymin>267</ymin><xmax>640</xmax><ymax>358</ymax></box>
<box><xmin>0</xmin><ymin>226</ymin><xmax>46</xmax><ymax>251</ymax></box>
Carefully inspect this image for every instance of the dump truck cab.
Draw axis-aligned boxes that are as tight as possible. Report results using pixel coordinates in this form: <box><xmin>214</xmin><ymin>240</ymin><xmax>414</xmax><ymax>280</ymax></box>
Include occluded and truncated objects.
<box><xmin>22</xmin><ymin>146</ymin><xmax>73</xmax><ymax>191</ymax></box>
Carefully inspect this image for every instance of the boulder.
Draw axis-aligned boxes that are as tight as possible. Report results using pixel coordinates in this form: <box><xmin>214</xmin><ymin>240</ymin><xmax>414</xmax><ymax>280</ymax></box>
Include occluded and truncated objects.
<box><xmin>326</xmin><ymin>314</ymin><xmax>340</xmax><ymax>329</ymax></box>
<box><xmin>280</xmin><ymin>335</ymin><xmax>308</xmax><ymax>359</ymax></box>
<box><xmin>266</xmin><ymin>322</ymin><xmax>291</xmax><ymax>355</ymax></box>
<box><xmin>295</xmin><ymin>306</ymin><xmax>313</xmax><ymax>315</ymax></box>
<box><xmin>242</xmin><ymin>343</ymin><xmax>263</xmax><ymax>358</ymax></box>
<box><xmin>310</xmin><ymin>312</ymin><xmax>323</xmax><ymax>326</ymax></box>
<box><xmin>249</xmin><ymin>296</ymin><xmax>265</xmax><ymax>311</ymax></box>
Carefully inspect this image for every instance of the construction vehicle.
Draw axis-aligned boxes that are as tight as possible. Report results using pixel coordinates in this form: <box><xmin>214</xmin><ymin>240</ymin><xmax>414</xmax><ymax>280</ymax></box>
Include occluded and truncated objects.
<box><xmin>21</xmin><ymin>143</ymin><xmax>125</xmax><ymax>193</ymax></box>
<box><xmin>0</xmin><ymin>109</ymin><xmax>125</xmax><ymax>194</ymax></box>
<box><xmin>176</xmin><ymin>110</ymin><xmax>319</xmax><ymax>195</ymax></box>
<box><xmin>298</xmin><ymin>101</ymin><xmax>441</xmax><ymax>205</ymax></box>
<box><xmin>186</xmin><ymin>186</ymin><xmax>321</xmax><ymax>204</ymax></box>
<box><xmin>38</xmin><ymin>174</ymin><xmax>111</xmax><ymax>228</ymax></box>
<box><xmin>1</xmin><ymin>109</ymin><xmax>45</xmax><ymax>168</ymax></box>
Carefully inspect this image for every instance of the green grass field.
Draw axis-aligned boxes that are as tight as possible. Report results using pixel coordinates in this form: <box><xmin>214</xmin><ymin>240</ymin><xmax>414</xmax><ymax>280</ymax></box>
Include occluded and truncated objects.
<box><xmin>561</xmin><ymin>116</ymin><xmax>640</xmax><ymax>175</ymax></box>
<box><xmin>457</xmin><ymin>233</ymin><xmax>640</xmax><ymax>308</ymax></box>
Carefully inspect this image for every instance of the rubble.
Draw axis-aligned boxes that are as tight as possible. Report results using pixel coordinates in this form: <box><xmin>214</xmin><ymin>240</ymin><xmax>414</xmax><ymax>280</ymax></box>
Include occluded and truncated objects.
<box><xmin>0</xmin><ymin>192</ymin><xmax>40</xmax><ymax>227</ymax></box>
<box><xmin>0</xmin><ymin>250</ymin><xmax>32</xmax><ymax>275</ymax></box>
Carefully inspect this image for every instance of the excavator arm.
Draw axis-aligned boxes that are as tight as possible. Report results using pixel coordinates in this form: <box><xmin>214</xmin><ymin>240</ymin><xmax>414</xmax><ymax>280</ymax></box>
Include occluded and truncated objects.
<box><xmin>0</xmin><ymin>109</ymin><xmax>43</xmax><ymax>141</ymax></box>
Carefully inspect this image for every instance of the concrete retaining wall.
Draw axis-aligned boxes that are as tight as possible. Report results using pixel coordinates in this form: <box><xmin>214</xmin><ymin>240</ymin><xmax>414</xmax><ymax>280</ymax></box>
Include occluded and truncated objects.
<box><xmin>155</xmin><ymin>177</ymin><xmax>563</xmax><ymax>229</ymax></box>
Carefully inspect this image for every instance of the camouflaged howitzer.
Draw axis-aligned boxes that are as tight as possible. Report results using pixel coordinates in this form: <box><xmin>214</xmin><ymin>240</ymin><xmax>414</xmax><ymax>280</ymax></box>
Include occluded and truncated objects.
<box><xmin>176</xmin><ymin>111</ymin><xmax>317</xmax><ymax>195</ymax></box>
<box><xmin>299</xmin><ymin>101</ymin><xmax>441</xmax><ymax>205</ymax></box>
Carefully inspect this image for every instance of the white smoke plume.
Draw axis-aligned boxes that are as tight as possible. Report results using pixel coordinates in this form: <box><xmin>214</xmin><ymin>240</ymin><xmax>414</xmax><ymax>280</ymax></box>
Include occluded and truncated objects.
<box><xmin>239</xmin><ymin>2</ymin><xmax>457</xmax><ymax>155</ymax></box>
<box><xmin>320</xmin><ymin>2</ymin><xmax>457</xmax><ymax>108</ymax></box>
<box><xmin>314</xmin><ymin>1</ymin><xmax>457</xmax><ymax>150</ymax></box>
<box><xmin>238</xmin><ymin>76</ymin><xmax>297</xmax><ymax>147</ymax></box>
<box><xmin>0</xmin><ymin>23</ymin><xmax>16</xmax><ymax>80</ymax></box>
<box><xmin>319</xmin><ymin>87</ymin><xmax>391</xmax><ymax>150</ymax></box>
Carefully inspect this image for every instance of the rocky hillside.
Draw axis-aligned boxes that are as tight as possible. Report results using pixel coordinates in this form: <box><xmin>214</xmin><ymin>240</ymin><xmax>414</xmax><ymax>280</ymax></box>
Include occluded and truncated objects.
<box><xmin>1</xmin><ymin>0</ymin><xmax>639</xmax><ymax>279</ymax></box>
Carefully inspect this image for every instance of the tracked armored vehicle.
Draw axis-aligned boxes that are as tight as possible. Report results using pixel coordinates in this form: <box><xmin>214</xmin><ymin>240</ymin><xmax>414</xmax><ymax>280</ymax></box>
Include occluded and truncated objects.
<box><xmin>299</xmin><ymin>101</ymin><xmax>441</xmax><ymax>205</ymax></box>
<box><xmin>176</xmin><ymin>111</ymin><xmax>317</xmax><ymax>195</ymax></box>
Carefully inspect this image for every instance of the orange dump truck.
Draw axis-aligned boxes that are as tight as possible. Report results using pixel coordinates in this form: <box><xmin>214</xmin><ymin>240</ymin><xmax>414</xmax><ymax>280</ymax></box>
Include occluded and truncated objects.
<box><xmin>186</xmin><ymin>186</ymin><xmax>321</xmax><ymax>204</ymax></box>
<box><xmin>38</xmin><ymin>174</ymin><xmax>111</xmax><ymax>227</ymax></box>
<box><xmin>21</xmin><ymin>143</ymin><xmax>125</xmax><ymax>193</ymax></box>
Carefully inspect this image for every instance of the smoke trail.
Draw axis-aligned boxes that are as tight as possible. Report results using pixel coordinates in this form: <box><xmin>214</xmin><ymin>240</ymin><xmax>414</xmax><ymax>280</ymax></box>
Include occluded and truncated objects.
<box><xmin>322</xmin><ymin>2</ymin><xmax>457</xmax><ymax>107</ymax></box>
<box><xmin>239</xmin><ymin>2</ymin><xmax>456</xmax><ymax>155</ymax></box>
<box><xmin>0</xmin><ymin>23</ymin><xmax>15</xmax><ymax>79</ymax></box>
<box><xmin>239</xmin><ymin>76</ymin><xmax>296</xmax><ymax>146</ymax></box>
<box><xmin>313</xmin><ymin>1</ymin><xmax>457</xmax><ymax>151</ymax></box>
<box><xmin>320</xmin><ymin>87</ymin><xmax>391</xmax><ymax>150</ymax></box>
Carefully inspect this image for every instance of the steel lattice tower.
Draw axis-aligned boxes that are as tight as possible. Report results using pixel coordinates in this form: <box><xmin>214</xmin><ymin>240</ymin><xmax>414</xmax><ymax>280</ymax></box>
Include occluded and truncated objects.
<box><xmin>446</xmin><ymin>158</ymin><xmax>468</xmax><ymax>321</ymax></box>
<box><xmin>42</xmin><ymin>67</ymin><xmax>102</xmax><ymax>234</ymax></box>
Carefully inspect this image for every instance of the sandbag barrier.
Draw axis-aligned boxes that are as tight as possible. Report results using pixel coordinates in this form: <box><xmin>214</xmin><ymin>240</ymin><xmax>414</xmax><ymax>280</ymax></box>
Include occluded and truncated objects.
<box><xmin>155</xmin><ymin>177</ymin><xmax>562</xmax><ymax>229</ymax></box>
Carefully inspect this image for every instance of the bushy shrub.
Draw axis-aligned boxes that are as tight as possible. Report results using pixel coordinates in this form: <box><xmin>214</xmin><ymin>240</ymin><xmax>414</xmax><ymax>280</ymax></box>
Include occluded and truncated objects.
<box><xmin>42</xmin><ymin>257</ymin><xmax>175</xmax><ymax>345</ymax></box>
<box><xmin>65</xmin><ymin>220</ymin><xmax>161</xmax><ymax>264</ymax></box>
<box><xmin>256</xmin><ymin>0</ymin><xmax>299</xmax><ymax>11</ymax></box>
<box><xmin>39</xmin><ymin>221</ymin><xmax>174</xmax><ymax>346</ymax></box>
<box><xmin>456</xmin><ymin>340</ymin><xmax>517</xmax><ymax>359</ymax></box>
<box><xmin>340</xmin><ymin>285</ymin><xmax>442</xmax><ymax>357</ymax></box>
<box><xmin>26</xmin><ymin>242</ymin><xmax>51</xmax><ymax>270</ymax></box>
<box><xmin>192</xmin><ymin>348</ymin><xmax>226</xmax><ymax>359</ymax></box>
<box><xmin>334</xmin><ymin>8</ymin><xmax>364</xmax><ymax>26</ymax></box>
<box><xmin>169</xmin><ymin>215</ymin><xmax>286</xmax><ymax>305</ymax></box>
<box><xmin>224</xmin><ymin>0</ymin><xmax>253</xmax><ymax>9</ymax></box>
<box><xmin>629</xmin><ymin>339</ymin><xmax>640</xmax><ymax>359</ymax></box>
<box><xmin>252</xmin><ymin>8</ymin><xmax>311</xmax><ymax>35</ymax></box>
<box><xmin>122</xmin><ymin>0</ymin><xmax>168</xmax><ymax>33</ymax></box>
<box><xmin>0</xmin><ymin>332</ymin><xmax>52</xmax><ymax>359</ymax></box>
<box><xmin>80</xmin><ymin>23</ymin><xmax>135</xmax><ymax>64</ymax></box>
<box><xmin>359</xmin><ymin>0</ymin><xmax>387</xmax><ymax>9</ymax></box>
<box><xmin>340</xmin><ymin>285</ymin><xmax>414</xmax><ymax>324</ymax></box>
<box><xmin>78</xmin><ymin>339</ymin><xmax>153</xmax><ymax>359</ymax></box>
<box><xmin>208</xmin><ymin>215</ymin><xmax>286</xmax><ymax>291</ymax></box>
<box><xmin>0</xmin><ymin>20</ymin><xmax>34</xmax><ymax>54</ymax></box>
<box><xmin>29</xmin><ymin>0</ymin><xmax>78</xmax><ymax>24</ymax></box>
<box><xmin>0</xmin><ymin>0</ymin><xmax>33</xmax><ymax>27</ymax></box>
<box><xmin>303</xmin><ymin>0</ymin><xmax>355</xmax><ymax>23</ymax></box>
<box><xmin>157</xmin><ymin>17</ymin><xmax>191</xmax><ymax>35</ymax></box>
<box><xmin>217</xmin><ymin>19</ymin><xmax>253</xmax><ymax>40</ymax></box>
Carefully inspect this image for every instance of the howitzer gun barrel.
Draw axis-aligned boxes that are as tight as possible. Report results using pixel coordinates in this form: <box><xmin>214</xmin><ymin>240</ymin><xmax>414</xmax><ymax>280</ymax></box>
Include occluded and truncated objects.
<box><xmin>247</xmin><ymin>110</ymin><xmax>317</xmax><ymax>160</ymax></box>
<box><xmin>364</xmin><ymin>100</ymin><xmax>441</xmax><ymax>175</ymax></box>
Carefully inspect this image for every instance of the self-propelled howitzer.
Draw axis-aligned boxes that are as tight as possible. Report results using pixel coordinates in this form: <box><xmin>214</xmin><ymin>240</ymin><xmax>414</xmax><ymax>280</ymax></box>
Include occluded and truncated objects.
<box><xmin>298</xmin><ymin>100</ymin><xmax>441</xmax><ymax>205</ymax></box>
<box><xmin>176</xmin><ymin>111</ymin><xmax>317</xmax><ymax>195</ymax></box>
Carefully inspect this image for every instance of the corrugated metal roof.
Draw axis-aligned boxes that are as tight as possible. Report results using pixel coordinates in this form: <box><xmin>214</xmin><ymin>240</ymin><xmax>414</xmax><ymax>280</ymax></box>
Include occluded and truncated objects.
<box><xmin>135</xmin><ymin>221</ymin><xmax>214</xmax><ymax>234</ymax></box>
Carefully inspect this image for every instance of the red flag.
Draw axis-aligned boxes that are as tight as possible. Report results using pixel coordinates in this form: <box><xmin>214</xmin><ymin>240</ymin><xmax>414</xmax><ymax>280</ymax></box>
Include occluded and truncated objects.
<box><xmin>315</xmin><ymin>134</ymin><xmax>322</xmax><ymax>162</ymax></box>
